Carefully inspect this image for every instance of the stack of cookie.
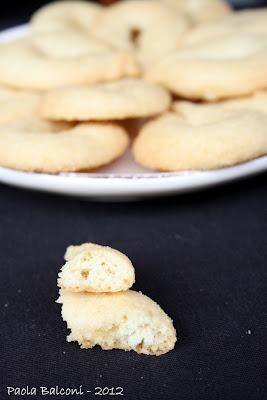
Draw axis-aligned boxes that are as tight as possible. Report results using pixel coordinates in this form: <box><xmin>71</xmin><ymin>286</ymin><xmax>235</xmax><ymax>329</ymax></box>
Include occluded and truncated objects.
<box><xmin>0</xmin><ymin>0</ymin><xmax>267</xmax><ymax>173</ymax></box>
<box><xmin>57</xmin><ymin>243</ymin><xmax>177</xmax><ymax>356</ymax></box>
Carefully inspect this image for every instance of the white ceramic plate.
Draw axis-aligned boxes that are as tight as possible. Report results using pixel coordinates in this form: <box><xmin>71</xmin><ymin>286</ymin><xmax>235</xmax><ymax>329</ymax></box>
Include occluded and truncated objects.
<box><xmin>0</xmin><ymin>24</ymin><xmax>267</xmax><ymax>201</ymax></box>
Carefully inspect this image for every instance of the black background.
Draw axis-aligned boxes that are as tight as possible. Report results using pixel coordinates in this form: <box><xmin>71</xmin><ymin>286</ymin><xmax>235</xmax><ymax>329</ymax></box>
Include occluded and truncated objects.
<box><xmin>0</xmin><ymin>1</ymin><xmax>267</xmax><ymax>400</ymax></box>
<box><xmin>0</xmin><ymin>176</ymin><xmax>266</xmax><ymax>400</ymax></box>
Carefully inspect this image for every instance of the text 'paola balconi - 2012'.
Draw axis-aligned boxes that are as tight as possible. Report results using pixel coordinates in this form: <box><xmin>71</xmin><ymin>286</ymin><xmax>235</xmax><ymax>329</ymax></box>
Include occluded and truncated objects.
<box><xmin>6</xmin><ymin>385</ymin><xmax>124</xmax><ymax>396</ymax></box>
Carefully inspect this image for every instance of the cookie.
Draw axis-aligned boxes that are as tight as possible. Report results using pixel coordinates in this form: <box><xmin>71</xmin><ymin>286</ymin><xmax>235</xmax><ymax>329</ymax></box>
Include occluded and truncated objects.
<box><xmin>30</xmin><ymin>30</ymin><xmax>112</xmax><ymax>59</ymax></box>
<box><xmin>0</xmin><ymin>120</ymin><xmax>129</xmax><ymax>173</ymax></box>
<box><xmin>0</xmin><ymin>39</ymin><xmax>140</xmax><ymax>90</ymax></box>
<box><xmin>0</xmin><ymin>87</ymin><xmax>40</xmax><ymax>124</ymax></box>
<box><xmin>91</xmin><ymin>0</ymin><xmax>188</xmax><ymax>66</ymax></box>
<box><xmin>161</xmin><ymin>0</ymin><xmax>232</xmax><ymax>25</ymax></box>
<box><xmin>146</xmin><ymin>33</ymin><xmax>267</xmax><ymax>100</ymax></box>
<box><xmin>57</xmin><ymin>289</ymin><xmax>177</xmax><ymax>356</ymax></box>
<box><xmin>133</xmin><ymin>110</ymin><xmax>267</xmax><ymax>171</ymax></box>
<box><xmin>183</xmin><ymin>9</ymin><xmax>267</xmax><ymax>45</ymax></box>
<box><xmin>31</xmin><ymin>0</ymin><xmax>102</xmax><ymax>33</ymax></box>
<box><xmin>172</xmin><ymin>91</ymin><xmax>267</xmax><ymax>116</ymax></box>
<box><xmin>41</xmin><ymin>79</ymin><xmax>171</xmax><ymax>121</ymax></box>
<box><xmin>58</xmin><ymin>243</ymin><xmax>135</xmax><ymax>293</ymax></box>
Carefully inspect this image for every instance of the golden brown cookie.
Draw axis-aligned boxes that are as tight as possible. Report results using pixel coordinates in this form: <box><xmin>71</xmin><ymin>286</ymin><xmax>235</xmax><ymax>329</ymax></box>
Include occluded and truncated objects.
<box><xmin>133</xmin><ymin>110</ymin><xmax>267</xmax><ymax>171</ymax></box>
<box><xmin>58</xmin><ymin>243</ymin><xmax>135</xmax><ymax>293</ymax></box>
<box><xmin>31</xmin><ymin>0</ymin><xmax>102</xmax><ymax>33</ymax></box>
<box><xmin>0</xmin><ymin>120</ymin><xmax>129</xmax><ymax>173</ymax></box>
<box><xmin>91</xmin><ymin>0</ymin><xmax>188</xmax><ymax>66</ymax></box>
<box><xmin>30</xmin><ymin>30</ymin><xmax>112</xmax><ymax>59</ymax></box>
<box><xmin>0</xmin><ymin>39</ymin><xmax>139</xmax><ymax>90</ymax></box>
<box><xmin>41</xmin><ymin>79</ymin><xmax>171</xmax><ymax>121</ymax></box>
<box><xmin>146</xmin><ymin>33</ymin><xmax>267</xmax><ymax>100</ymax></box>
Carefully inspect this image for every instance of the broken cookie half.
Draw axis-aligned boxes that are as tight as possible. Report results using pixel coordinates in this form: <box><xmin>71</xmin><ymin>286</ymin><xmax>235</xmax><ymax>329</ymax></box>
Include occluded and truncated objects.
<box><xmin>57</xmin><ymin>243</ymin><xmax>176</xmax><ymax>355</ymax></box>
<box><xmin>58</xmin><ymin>243</ymin><xmax>135</xmax><ymax>293</ymax></box>
<box><xmin>57</xmin><ymin>289</ymin><xmax>177</xmax><ymax>356</ymax></box>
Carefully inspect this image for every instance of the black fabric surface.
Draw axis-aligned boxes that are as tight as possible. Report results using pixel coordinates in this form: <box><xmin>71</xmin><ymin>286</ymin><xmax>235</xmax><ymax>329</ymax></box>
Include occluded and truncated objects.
<box><xmin>0</xmin><ymin>173</ymin><xmax>266</xmax><ymax>400</ymax></box>
<box><xmin>0</xmin><ymin>4</ymin><xmax>267</xmax><ymax>398</ymax></box>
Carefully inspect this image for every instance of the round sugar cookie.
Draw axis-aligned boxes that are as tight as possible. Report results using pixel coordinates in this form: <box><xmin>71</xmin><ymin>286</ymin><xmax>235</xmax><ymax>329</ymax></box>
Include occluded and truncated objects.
<box><xmin>146</xmin><ymin>33</ymin><xmax>267</xmax><ymax>101</ymax></box>
<box><xmin>57</xmin><ymin>289</ymin><xmax>177</xmax><ymax>356</ymax></box>
<box><xmin>58</xmin><ymin>243</ymin><xmax>135</xmax><ymax>293</ymax></box>
<box><xmin>0</xmin><ymin>39</ymin><xmax>140</xmax><ymax>91</ymax></box>
<box><xmin>91</xmin><ymin>0</ymin><xmax>188</xmax><ymax>66</ymax></box>
<box><xmin>31</xmin><ymin>0</ymin><xmax>102</xmax><ymax>33</ymax></box>
<box><xmin>183</xmin><ymin>9</ymin><xmax>267</xmax><ymax>45</ymax></box>
<box><xmin>0</xmin><ymin>120</ymin><xmax>129</xmax><ymax>173</ymax></box>
<box><xmin>0</xmin><ymin>87</ymin><xmax>41</xmax><ymax>124</ymax></box>
<box><xmin>161</xmin><ymin>0</ymin><xmax>232</xmax><ymax>25</ymax></box>
<box><xmin>41</xmin><ymin>79</ymin><xmax>171</xmax><ymax>121</ymax></box>
<box><xmin>133</xmin><ymin>110</ymin><xmax>267</xmax><ymax>171</ymax></box>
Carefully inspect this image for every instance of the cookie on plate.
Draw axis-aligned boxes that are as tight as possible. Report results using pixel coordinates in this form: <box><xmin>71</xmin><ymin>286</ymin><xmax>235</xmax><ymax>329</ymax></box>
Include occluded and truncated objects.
<box><xmin>91</xmin><ymin>0</ymin><xmax>188</xmax><ymax>66</ymax></box>
<box><xmin>0</xmin><ymin>39</ymin><xmax>139</xmax><ymax>90</ymax></box>
<box><xmin>31</xmin><ymin>0</ymin><xmax>102</xmax><ymax>33</ymax></box>
<box><xmin>57</xmin><ymin>289</ymin><xmax>177</xmax><ymax>355</ymax></box>
<box><xmin>59</xmin><ymin>243</ymin><xmax>135</xmax><ymax>293</ymax></box>
<box><xmin>41</xmin><ymin>79</ymin><xmax>171</xmax><ymax>121</ymax></box>
<box><xmin>0</xmin><ymin>120</ymin><xmax>129</xmax><ymax>173</ymax></box>
<box><xmin>30</xmin><ymin>30</ymin><xmax>112</xmax><ymax>59</ymax></box>
<box><xmin>146</xmin><ymin>33</ymin><xmax>267</xmax><ymax>100</ymax></box>
<box><xmin>133</xmin><ymin>109</ymin><xmax>267</xmax><ymax>171</ymax></box>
